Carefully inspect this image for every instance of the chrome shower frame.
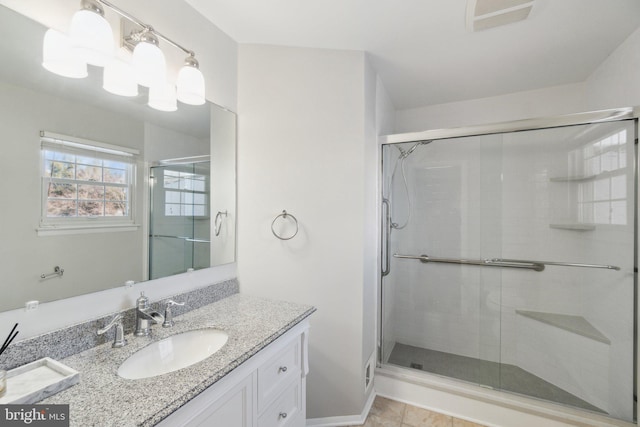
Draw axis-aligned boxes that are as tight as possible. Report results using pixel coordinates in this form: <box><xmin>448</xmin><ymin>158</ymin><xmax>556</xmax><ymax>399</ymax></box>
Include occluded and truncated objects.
<box><xmin>377</xmin><ymin>106</ymin><xmax>640</xmax><ymax>425</ymax></box>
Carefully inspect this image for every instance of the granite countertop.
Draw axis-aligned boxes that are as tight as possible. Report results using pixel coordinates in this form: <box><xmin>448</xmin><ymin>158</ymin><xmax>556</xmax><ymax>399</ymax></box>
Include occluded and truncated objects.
<box><xmin>41</xmin><ymin>294</ymin><xmax>315</xmax><ymax>427</ymax></box>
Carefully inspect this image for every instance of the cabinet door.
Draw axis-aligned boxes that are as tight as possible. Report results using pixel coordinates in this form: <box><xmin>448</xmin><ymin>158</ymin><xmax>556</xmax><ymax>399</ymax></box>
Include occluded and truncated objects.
<box><xmin>158</xmin><ymin>373</ymin><xmax>254</xmax><ymax>427</ymax></box>
<box><xmin>188</xmin><ymin>374</ymin><xmax>254</xmax><ymax>427</ymax></box>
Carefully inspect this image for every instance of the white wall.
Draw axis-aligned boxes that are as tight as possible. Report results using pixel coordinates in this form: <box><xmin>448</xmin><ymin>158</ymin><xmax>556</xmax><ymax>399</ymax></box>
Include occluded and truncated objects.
<box><xmin>237</xmin><ymin>44</ymin><xmax>373</xmax><ymax>419</ymax></box>
<box><xmin>144</xmin><ymin>123</ymin><xmax>209</xmax><ymax>163</ymax></box>
<box><xmin>585</xmin><ymin>27</ymin><xmax>640</xmax><ymax>110</ymax></box>
<box><xmin>210</xmin><ymin>107</ymin><xmax>237</xmax><ymax>266</ymax></box>
<box><xmin>394</xmin><ymin>82</ymin><xmax>587</xmax><ymax>133</ymax></box>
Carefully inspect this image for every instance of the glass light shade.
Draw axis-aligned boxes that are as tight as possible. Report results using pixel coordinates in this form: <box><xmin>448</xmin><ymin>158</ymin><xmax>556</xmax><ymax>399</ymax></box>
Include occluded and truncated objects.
<box><xmin>177</xmin><ymin>65</ymin><xmax>205</xmax><ymax>105</ymax></box>
<box><xmin>42</xmin><ymin>29</ymin><xmax>88</xmax><ymax>78</ymax></box>
<box><xmin>103</xmin><ymin>54</ymin><xmax>138</xmax><ymax>97</ymax></box>
<box><xmin>132</xmin><ymin>42</ymin><xmax>166</xmax><ymax>88</ymax></box>
<box><xmin>69</xmin><ymin>9</ymin><xmax>114</xmax><ymax>67</ymax></box>
<box><xmin>148</xmin><ymin>84</ymin><xmax>177</xmax><ymax>112</ymax></box>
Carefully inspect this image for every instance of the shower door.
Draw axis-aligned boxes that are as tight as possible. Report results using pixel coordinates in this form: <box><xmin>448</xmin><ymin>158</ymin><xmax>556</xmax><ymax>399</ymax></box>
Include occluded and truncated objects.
<box><xmin>149</xmin><ymin>161</ymin><xmax>211</xmax><ymax>279</ymax></box>
<box><xmin>381</xmin><ymin>118</ymin><xmax>636</xmax><ymax>422</ymax></box>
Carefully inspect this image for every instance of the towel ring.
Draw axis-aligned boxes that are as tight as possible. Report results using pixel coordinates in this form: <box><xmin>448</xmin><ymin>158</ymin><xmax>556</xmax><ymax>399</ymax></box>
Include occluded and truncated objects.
<box><xmin>214</xmin><ymin>211</ymin><xmax>228</xmax><ymax>236</ymax></box>
<box><xmin>271</xmin><ymin>210</ymin><xmax>299</xmax><ymax>240</ymax></box>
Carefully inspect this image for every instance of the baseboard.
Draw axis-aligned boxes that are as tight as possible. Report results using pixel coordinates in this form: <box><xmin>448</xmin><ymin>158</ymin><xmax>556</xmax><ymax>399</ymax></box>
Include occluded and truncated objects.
<box><xmin>306</xmin><ymin>389</ymin><xmax>376</xmax><ymax>427</ymax></box>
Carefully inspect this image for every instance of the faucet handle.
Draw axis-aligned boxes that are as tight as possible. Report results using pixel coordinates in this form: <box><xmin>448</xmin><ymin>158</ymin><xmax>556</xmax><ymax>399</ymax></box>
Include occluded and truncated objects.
<box><xmin>166</xmin><ymin>300</ymin><xmax>185</xmax><ymax>307</ymax></box>
<box><xmin>97</xmin><ymin>314</ymin><xmax>128</xmax><ymax>348</ymax></box>
<box><xmin>162</xmin><ymin>300</ymin><xmax>185</xmax><ymax>328</ymax></box>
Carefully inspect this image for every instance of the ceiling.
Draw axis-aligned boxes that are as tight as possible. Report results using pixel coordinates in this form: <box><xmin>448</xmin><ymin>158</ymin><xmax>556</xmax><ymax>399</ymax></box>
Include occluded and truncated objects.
<box><xmin>185</xmin><ymin>0</ymin><xmax>640</xmax><ymax>110</ymax></box>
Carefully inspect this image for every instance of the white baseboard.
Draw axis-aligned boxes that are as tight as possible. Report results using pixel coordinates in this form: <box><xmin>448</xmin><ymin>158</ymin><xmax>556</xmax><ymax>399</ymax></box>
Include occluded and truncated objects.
<box><xmin>306</xmin><ymin>388</ymin><xmax>376</xmax><ymax>427</ymax></box>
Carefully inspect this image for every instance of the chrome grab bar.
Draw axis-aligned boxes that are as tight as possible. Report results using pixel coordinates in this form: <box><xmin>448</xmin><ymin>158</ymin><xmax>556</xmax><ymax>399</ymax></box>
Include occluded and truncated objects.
<box><xmin>394</xmin><ymin>254</ymin><xmax>621</xmax><ymax>272</ymax></box>
<box><xmin>382</xmin><ymin>199</ymin><xmax>391</xmax><ymax>277</ymax></box>
<box><xmin>394</xmin><ymin>254</ymin><xmax>544</xmax><ymax>271</ymax></box>
<box><xmin>150</xmin><ymin>234</ymin><xmax>211</xmax><ymax>243</ymax></box>
<box><xmin>491</xmin><ymin>258</ymin><xmax>620</xmax><ymax>271</ymax></box>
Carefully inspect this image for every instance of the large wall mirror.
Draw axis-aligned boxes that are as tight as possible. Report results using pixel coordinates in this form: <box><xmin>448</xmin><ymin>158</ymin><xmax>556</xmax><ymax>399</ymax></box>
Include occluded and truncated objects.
<box><xmin>0</xmin><ymin>3</ymin><xmax>236</xmax><ymax>312</ymax></box>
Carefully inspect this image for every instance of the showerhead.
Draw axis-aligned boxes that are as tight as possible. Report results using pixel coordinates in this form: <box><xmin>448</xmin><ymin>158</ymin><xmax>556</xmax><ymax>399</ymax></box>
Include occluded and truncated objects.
<box><xmin>396</xmin><ymin>140</ymin><xmax>432</xmax><ymax>159</ymax></box>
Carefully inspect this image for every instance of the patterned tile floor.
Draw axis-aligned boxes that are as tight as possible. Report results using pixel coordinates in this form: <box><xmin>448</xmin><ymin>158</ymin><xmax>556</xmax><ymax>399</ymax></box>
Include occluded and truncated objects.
<box><xmin>348</xmin><ymin>396</ymin><xmax>486</xmax><ymax>427</ymax></box>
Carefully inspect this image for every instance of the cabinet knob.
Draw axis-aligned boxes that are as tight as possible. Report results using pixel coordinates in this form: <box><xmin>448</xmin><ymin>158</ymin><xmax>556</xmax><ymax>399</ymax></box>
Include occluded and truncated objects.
<box><xmin>279</xmin><ymin>412</ymin><xmax>288</xmax><ymax>419</ymax></box>
<box><xmin>278</xmin><ymin>366</ymin><xmax>288</xmax><ymax>373</ymax></box>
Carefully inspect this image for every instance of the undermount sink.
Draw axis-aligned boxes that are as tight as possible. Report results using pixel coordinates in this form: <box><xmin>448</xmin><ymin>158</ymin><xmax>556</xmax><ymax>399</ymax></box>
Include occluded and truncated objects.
<box><xmin>117</xmin><ymin>328</ymin><xmax>229</xmax><ymax>380</ymax></box>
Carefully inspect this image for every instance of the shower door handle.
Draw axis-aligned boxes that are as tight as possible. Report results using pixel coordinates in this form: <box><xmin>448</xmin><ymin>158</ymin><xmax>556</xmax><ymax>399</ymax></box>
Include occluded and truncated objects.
<box><xmin>382</xmin><ymin>199</ymin><xmax>391</xmax><ymax>277</ymax></box>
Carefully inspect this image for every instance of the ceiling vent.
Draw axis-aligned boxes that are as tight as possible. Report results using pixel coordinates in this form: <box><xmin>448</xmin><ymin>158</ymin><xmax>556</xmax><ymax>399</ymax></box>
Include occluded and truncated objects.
<box><xmin>466</xmin><ymin>0</ymin><xmax>534</xmax><ymax>31</ymax></box>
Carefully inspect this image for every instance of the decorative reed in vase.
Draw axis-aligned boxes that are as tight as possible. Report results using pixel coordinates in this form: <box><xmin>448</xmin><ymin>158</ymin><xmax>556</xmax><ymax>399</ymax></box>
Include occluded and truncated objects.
<box><xmin>0</xmin><ymin>323</ymin><xmax>19</xmax><ymax>397</ymax></box>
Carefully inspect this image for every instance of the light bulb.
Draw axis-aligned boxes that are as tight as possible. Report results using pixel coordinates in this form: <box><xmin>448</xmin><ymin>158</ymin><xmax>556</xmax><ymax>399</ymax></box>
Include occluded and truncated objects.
<box><xmin>149</xmin><ymin>84</ymin><xmax>177</xmax><ymax>112</ymax></box>
<box><xmin>132</xmin><ymin>32</ymin><xmax>166</xmax><ymax>88</ymax></box>
<box><xmin>177</xmin><ymin>55</ymin><xmax>205</xmax><ymax>105</ymax></box>
<box><xmin>42</xmin><ymin>29</ymin><xmax>88</xmax><ymax>78</ymax></box>
<box><xmin>69</xmin><ymin>3</ymin><xmax>114</xmax><ymax>67</ymax></box>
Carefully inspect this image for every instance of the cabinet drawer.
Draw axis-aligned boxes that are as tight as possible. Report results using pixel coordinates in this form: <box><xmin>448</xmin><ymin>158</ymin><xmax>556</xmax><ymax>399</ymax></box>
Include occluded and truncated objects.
<box><xmin>257</xmin><ymin>379</ymin><xmax>302</xmax><ymax>427</ymax></box>
<box><xmin>257</xmin><ymin>338</ymin><xmax>300</xmax><ymax>412</ymax></box>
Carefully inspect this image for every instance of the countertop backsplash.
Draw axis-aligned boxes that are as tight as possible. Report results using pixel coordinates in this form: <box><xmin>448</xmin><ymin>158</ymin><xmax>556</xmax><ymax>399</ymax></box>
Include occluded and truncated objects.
<box><xmin>0</xmin><ymin>279</ymin><xmax>239</xmax><ymax>371</ymax></box>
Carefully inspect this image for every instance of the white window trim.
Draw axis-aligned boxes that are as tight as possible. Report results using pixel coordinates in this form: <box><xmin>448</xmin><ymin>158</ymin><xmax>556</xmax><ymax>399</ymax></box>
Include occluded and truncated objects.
<box><xmin>38</xmin><ymin>131</ymin><xmax>140</xmax><ymax>235</ymax></box>
<box><xmin>36</xmin><ymin>223</ymin><xmax>140</xmax><ymax>237</ymax></box>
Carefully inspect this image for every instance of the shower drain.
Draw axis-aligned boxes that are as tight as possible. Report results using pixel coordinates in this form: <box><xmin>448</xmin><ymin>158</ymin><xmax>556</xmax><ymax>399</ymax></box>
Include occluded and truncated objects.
<box><xmin>409</xmin><ymin>362</ymin><xmax>423</xmax><ymax>370</ymax></box>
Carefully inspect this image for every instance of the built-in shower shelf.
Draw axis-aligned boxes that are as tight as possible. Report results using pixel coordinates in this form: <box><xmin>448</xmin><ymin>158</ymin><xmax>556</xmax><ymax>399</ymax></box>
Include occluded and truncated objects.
<box><xmin>516</xmin><ymin>310</ymin><xmax>610</xmax><ymax>344</ymax></box>
<box><xmin>549</xmin><ymin>223</ymin><xmax>596</xmax><ymax>231</ymax></box>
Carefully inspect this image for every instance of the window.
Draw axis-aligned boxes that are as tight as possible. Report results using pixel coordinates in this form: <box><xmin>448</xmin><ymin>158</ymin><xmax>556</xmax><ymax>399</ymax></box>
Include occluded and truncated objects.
<box><xmin>40</xmin><ymin>132</ymin><xmax>138</xmax><ymax>231</ymax></box>
<box><xmin>163</xmin><ymin>168</ymin><xmax>208</xmax><ymax>217</ymax></box>
<box><xmin>573</xmin><ymin>129</ymin><xmax>629</xmax><ymax>225</ymax></box>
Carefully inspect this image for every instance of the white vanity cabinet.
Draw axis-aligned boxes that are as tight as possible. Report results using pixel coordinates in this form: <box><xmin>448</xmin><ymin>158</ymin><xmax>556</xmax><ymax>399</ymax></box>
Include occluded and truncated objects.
<box><xmin>157</xmin><ymin>319</ymin><xmax>310</xmax><ymax>427</ymax></box>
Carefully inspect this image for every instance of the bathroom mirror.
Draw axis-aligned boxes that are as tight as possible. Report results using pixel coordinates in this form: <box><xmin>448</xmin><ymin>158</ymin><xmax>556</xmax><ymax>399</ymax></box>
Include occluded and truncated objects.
<box><xmin>0</xmin><ymin>4</ymin><xmax>236</xmax><ymax>312</ymax></box>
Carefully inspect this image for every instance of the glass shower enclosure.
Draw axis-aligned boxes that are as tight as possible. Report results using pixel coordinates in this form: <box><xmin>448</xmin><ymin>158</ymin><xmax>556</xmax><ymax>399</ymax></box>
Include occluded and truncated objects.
<box><xmin>380</xmin><ymin>110</ymin><xmax>637</xmax><ymax>422</ymax></box>
<box><xmin>149</xmin><ymin>158</ymin><xmax>211</xmax><ymax>279</ymax></box>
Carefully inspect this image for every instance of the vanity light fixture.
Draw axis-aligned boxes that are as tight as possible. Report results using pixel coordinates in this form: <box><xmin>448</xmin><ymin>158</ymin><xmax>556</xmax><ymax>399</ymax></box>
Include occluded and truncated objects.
<box><xmin>42</xmin><ymin>29</ymin><xmax>88</xmax><ymax>79</ymax></box>
<box><xmin>130</xmin><ymin>29</ymin><xmax>166</xmax><ymax>89</ymax></box>
<box><xmin>42</xmin><ymin>0</ymin><xmax>206</xmax><ymax>112</ymax></box>
<box><xmin>102</xmin><ymin>50</ymin><xmax>138</xmax><ymax>97</ymax></box>
<box><xmin>177</xmin><ymin>54</ymin><xmax>206</xmax><ymax>106</ymax></box>
<box><xmin>149</xmin><ymin>83</ymin><xmax>178</xmax><ymax>112</ymax></box>
<box><xmin>68</xmin><ymin>0</ymin><xmax>114</xmax><ymax>67</ymax></box>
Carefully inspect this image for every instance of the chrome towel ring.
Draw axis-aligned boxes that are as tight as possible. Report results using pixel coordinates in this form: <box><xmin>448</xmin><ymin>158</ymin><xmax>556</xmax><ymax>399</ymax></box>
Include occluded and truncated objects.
<box><xmin>271</xmin><ymin>210</ymin><xmax>299</xmax><ymax>240</ymax></box>
<box><xmin>214</xmin><ymin>211</ymin><xmax>228</xmax><ymax>236</ymax></box>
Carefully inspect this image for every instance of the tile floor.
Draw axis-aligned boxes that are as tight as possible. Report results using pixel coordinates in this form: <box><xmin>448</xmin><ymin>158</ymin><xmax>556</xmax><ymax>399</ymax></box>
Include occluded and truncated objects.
<box><xmin>348</xmin><ymin>396</ymin><xmax>486</xmax><ymax>427</ymax></box>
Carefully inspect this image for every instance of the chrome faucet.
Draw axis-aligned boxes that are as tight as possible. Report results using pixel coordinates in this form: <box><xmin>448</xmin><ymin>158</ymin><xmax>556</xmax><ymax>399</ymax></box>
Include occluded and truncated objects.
<box><xmin>97</xmin><ymin>314</ymin><xmax>127</xmax><ymax>348</ymax></box>
<box><xmin>134</xmin><ymin>292</ymin><xmax>164</xmax><ymax>336</ymax></box>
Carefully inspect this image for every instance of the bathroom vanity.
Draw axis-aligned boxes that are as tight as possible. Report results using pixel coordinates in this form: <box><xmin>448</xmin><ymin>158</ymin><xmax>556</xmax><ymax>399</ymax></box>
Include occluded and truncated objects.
<box><xmin>36</xmin><ymin>293</ymin><xmax>315</xmax><ymax>427</ymax></box>
<box><xmin>158</xmin><ymin>320</ymin><xmax>308</xmax><ymax>427</ymax></box>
